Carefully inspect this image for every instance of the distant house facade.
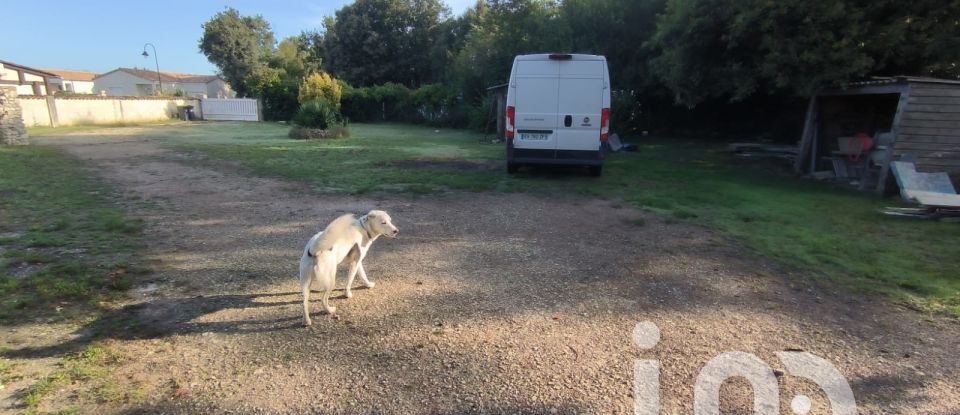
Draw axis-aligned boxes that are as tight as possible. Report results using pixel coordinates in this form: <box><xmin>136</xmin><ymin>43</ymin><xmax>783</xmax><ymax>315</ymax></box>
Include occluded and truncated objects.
<box><xmin>0</xmin><ymin>60</ymin><xmax>57</xmax><ymax>95</ymax></box>
<box><xmin>45</xmin><ymin>69</ymin><xmax>97</xmax><ymax>94</ymax></box>
<box><xmin>93</xmin><ymin>68</ymin><xmax>234</xmax><ymax>98</ymax></box>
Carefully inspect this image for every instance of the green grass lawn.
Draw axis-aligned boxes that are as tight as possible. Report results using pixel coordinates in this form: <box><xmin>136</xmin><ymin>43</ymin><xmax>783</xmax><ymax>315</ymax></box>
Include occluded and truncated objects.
<box><xmin>33</xmin><ymin>121</ymin><xmax>959</xmax><ymax>316</ymax></box>
<box><xmin>0</xmin><ymin>146</ymin><xmax>144</xmax><ymax>322</ymax></box>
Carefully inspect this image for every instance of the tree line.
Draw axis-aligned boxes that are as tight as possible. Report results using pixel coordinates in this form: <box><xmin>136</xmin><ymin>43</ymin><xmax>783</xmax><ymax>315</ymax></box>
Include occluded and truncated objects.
<box><xmin>200</xmin><ymin>0</ymin><xmax>959</xmax><ymax>138</ymax></box>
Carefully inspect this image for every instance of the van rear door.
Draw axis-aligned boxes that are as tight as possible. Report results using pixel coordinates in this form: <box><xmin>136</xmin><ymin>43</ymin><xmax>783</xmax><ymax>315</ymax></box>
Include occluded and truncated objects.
<box><xmin>555</xmin><ymin>60</ymin><xmax>604</xmax><ymax>154</ymax></box>
<box><xmin>513</xmin><ymin>60</ymin><xmax>559</xmax><ymax>153</ymax></box>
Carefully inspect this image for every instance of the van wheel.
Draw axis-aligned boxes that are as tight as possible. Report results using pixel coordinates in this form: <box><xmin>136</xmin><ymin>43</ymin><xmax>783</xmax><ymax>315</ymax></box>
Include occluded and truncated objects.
<box><xmin>507</xmin><ymin>163</ymin><xmax>518</xmax><ymax>174</ymax></box>
<box><xmin>588</xmin><ymin>165</ymin><xmax>602</xmax><ymax>177</ymax></box>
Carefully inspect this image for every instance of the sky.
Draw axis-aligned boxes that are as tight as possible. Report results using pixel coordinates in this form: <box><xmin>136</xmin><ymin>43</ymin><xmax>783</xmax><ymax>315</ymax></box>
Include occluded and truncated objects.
<box><xmin>2</xmin><ymin>0</ymin><xmax>475</xmax><ymax>76</ymax></box>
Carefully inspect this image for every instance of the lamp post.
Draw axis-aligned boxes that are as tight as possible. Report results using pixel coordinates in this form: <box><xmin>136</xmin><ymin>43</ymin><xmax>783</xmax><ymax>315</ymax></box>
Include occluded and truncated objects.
<box><xmin>141</xmin><ymin>43</ymin><xmax>162</xmax><ymax>95</ymax></box>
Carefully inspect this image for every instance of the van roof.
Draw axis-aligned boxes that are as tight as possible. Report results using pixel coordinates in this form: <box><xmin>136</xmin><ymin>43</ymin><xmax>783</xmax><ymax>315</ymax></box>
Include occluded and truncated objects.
<box><xmin>514</xmin><ymin>54</ymin><xmax>606</xmax><ymax>61</ymax></box>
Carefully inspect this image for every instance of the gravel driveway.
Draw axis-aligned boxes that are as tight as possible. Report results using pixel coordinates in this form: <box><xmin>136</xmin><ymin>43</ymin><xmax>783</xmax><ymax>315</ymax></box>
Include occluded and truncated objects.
<box><xmin>8</xmin><ymin>128</ymin><xmax>959</xmax><ymax>414</ymax></box>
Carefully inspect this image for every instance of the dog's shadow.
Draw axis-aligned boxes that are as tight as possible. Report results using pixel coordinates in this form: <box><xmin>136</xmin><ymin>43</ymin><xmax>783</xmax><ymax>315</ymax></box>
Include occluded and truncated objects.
<box><xmin>2</xmin><ymin>291</ymin><xmax>308</xmax><ymax>360</ymax></box>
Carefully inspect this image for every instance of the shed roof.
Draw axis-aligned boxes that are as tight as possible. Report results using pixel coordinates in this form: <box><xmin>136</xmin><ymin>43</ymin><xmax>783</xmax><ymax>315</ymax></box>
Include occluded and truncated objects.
<box><xmin>0</xmin><ymin>59</ymin><xmax>58</xmax><ymax>79</ymax></box>
<box><xmin>847</xmin><ymin>76</ymin><xmax>960</xmax><ymax>87</ymax></box>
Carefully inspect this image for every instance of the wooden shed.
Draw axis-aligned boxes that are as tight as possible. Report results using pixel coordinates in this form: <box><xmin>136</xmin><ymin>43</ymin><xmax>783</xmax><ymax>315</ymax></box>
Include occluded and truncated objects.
<box><xmin>487</xmin><ymin>83</ymin><xmax>508</xmax><ymax>141</ymax></box>
<box><xmin>794</xmin><ymin>76</ymin><xmax>960</xmax><ymax>192</ymax></box>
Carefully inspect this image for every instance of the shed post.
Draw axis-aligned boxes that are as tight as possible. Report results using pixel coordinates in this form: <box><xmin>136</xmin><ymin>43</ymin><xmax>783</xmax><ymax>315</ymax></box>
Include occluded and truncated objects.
<box><xmin>496</xmin><ymin>90</ymin><xmax>505</xmax><ymax>140</ymax></box>
<box><xmin>794</xmin><ymin>96</ymin><xmax>818</xmax><ymax>174</ymax></box>
<box><xmin>45</xmin><ymin>95</ymin><xmax>59</xmax><ymax>127</ymax></box>
<box><xmin>875</xmin><ymin>86</ymin><xmax>912</xmax><ymax>194</ymax></box>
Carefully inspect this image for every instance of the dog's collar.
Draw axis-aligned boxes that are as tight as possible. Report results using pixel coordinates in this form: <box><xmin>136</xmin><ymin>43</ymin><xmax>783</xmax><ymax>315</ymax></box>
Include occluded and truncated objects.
<box><xmin>359</xmin><ymin>215</ymin><xmax>375</xmax><ymax>241</ymax></box>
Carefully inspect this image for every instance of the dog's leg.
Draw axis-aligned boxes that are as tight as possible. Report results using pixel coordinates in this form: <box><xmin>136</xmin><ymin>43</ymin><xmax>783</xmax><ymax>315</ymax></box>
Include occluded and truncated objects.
<box><xmin>357</xmin><ymin>262</ymin><xmax>375</xmax><ymax>289</ymax></box>
<box><xmin>301</xmin><ymin>275</ymin><xmax>313</xmax><ymax>327</ymax></box>
<box><xmin>320</xmin><ymin>287</ymin><xmax>336</xmax><ymax>314</ymax></box>
<box><xmin>343</xmin><ymin>245</ymin><xmax>361</xmax><ymax>299</ymax></box>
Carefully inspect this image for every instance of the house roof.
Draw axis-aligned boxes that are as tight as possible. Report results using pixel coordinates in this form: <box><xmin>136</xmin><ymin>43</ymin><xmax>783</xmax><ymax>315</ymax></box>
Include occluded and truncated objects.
<box><xmin>847</xmin><ymin>76</ymin><xmax>960</xmax><ymax>87</ymax></box>
<box><xmin>44</xmin><ymin>69</ymin><xmax>98</xmax><ymax>81</ymax></box>
<box><xmin>96</xmin><ymin>67</ymin><xmax>221</xmax><ymax>83</ymax></box>
<box><xmin>0</xmin><ymin>59</ymin><xmax>58</xmax><ymax>79</ymax></box>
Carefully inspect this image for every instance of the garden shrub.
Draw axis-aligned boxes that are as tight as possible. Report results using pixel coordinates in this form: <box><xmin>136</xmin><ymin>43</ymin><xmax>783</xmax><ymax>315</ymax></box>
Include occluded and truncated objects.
<box><xmin>298</xmin><ymin>72</ymin><xmax>342</xmax><ymax>109</ymax></box>
<box><xmin>292</xmin><ymin>100</ymin><xmax>340</xmax><ymax>129</ymax></box>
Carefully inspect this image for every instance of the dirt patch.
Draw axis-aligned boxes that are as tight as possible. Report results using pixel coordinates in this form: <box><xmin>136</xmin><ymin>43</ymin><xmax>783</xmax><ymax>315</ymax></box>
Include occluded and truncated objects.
<box><xmin>3</xmin><ymin>127</ymin><xmax>957</xmax><ymax>414</ymax></box>
<box><xmin>390</xmin><ymin>158</ymin><xmax>501</xmax><ymax>172</ymax></box>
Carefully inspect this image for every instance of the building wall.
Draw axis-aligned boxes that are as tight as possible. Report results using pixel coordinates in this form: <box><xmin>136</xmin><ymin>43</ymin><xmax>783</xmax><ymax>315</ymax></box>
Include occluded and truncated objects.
<box><xmin>18</xmin><ymin>96</ymin><xmax>200</xmax><ymax>126</ymax></box>
<box><xmin>895</xmin><ymin>83</ymin><xmax>960</xmax><ymax>175</ymax></box>
<box><xmin>93</xmin><ymin>71</ymin><xmax>153</xmax><ymax>96</ymax></box>
<box><xmin>50</xmin><ymin>79</ymin><xmax>96</xmax><ymax>94</ymax></box>
<box><xmin>206</xmin><ymin>79</ymin><xmax>235</xmax><ymax>98</ymax></box>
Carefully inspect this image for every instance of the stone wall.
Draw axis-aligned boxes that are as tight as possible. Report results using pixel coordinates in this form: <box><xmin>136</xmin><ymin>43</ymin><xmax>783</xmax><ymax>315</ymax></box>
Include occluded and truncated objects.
<box><xmin>0</xmin><ymin>86</ymin><xmax>29</xmax><ymax>145</ymax></box>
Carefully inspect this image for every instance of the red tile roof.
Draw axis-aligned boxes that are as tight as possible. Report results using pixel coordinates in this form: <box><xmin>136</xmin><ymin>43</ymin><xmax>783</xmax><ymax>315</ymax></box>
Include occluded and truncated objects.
<box><xmin>96</xmin><ymin>68</ymin><xmax>221</xmax><ymax>83</ymax></box>
<box><xmin>44</xmin><ymin>69</ymin><xmax>98</xmax><ymax>81</ymax></box>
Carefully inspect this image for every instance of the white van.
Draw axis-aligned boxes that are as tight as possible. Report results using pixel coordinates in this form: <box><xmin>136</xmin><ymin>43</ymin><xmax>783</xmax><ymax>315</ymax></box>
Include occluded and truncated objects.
<box><xmin>505</xmin><ymin>53</ymin><xmax>611</xmax><ymax>176</ymax></box>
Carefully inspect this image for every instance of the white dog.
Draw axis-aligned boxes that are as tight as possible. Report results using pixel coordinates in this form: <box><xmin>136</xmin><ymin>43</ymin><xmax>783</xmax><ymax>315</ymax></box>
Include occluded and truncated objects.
<box><xmin>299</xmin><ymin>210</ymin><xmax>398</xmax><ymax>326</ymax></box>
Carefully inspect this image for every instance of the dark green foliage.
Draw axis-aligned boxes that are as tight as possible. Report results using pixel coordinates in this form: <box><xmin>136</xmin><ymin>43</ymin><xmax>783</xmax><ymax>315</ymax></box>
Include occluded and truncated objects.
<box><xmin>323</xmin><ymin>0</ymin><xmax>452</xmax><ymax>87</ymax></box>
<box><xmin>411</xmin><ymin>84</ymin><xmax>463</xmax><ymax>125</ymax></box>
<box><xmin>199</xmin><ymin>8</ymin><xmax>275</xmax><ymax>97</ymax></box>
<box><xmin>293</xmin><ymin>100</ymin><xmax>342</xmax><ymax>129</ymax></box>
<box><xmin>648</xmin><ymin>0</ymin><xmax>960</xmax><ymax>107</ymax></box>
<box><xmin>199</xmin><ymin>0</ymin><xmax>960</xmax><ymax>136</ymax></box>
<box><xmin>341</xmin><ymin>82</ymin><xmax>414</xmax><ymax>122</ymax></box>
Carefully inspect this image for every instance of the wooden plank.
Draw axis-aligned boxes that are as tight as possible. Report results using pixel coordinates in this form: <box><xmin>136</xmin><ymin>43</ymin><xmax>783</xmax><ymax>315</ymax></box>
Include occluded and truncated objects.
<box><xmin>913</xmin><ymin>191</ymin><xmax>960</xmax><ymax>208</ymax></box>
<box><xmin>899</xmin><ymin>126</ymin><xmax>960</xmax><ymax>136</ymax></box>
<box><xmin>908</xmin><ymin>88</ymin><xmax>960</xmax><ymax>97</ymax></box>
<box><xmin>900</xmin><ymin>118</ymin><xmax>960</xmax><ymax>129</ymax></box>
<box><xmin>894</xmin><ymin>142</ymin><xmax>960</xmax><ymax>151</ymax></box>
<box><xmin>903</xmin><ymin>111</ymin><xmax>960</xmax><ymax>122</ymax></box>
<box><xmin>905</xmin><ymin>104</ymin><xmax>960</xmax><ymax>113</ymax></box>
<box><xmin>908</xmin><ymin>96</ymin><xmax>960</xmax><ymax>106</ymax></box>
<box><xmin>916</xmin><ymin>158</ymin><xmax>960</xmax><ymax>167</ymax></box>
<box><xmin>898</xmin><ymin>134</ymin><xmax>960</xmax><ymax>144</ymax></box>
<box><xmin>907</xmin><ymin>82</ymin><xmax>960</xmax><ymax>90</ymax></box>
<box><xmin>819</xmin><ymin>84</ymin><xmax>907</xmax><ymax>96</ymax></box>
<box><xmin>894</xmin><ymin>150</ymin><xmax>960</xmax><ymax>158</ymax></box>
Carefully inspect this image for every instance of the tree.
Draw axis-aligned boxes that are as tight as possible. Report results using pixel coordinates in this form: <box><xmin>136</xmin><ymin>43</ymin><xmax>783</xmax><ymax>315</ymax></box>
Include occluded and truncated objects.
<box><xmin>856</xmin><ymin>0</ymin><xmax>960</xmax><ymax>79</ymax></box>
<box><xmin>323</xmin><ymin>0</ymin><xmax>450</xmax><ymax>87</ymax></box>
<box><xmin>451</xmin><ymin>0</ymin><xmax>562</xmax><ymax>101</ymax></box>
<box><xmin>199</xmin><ymin>8</ymin><xmax>276</xmax><ymax>96</ymax></box>
<box><xmin>647</xmin><ymin>0</ymin><xmax>960</xmax><ymax>107</ymax></box>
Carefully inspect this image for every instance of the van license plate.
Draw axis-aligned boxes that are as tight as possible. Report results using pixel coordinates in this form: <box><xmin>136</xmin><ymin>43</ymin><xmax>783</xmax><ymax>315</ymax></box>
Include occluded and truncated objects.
<box><xmin>520</xmin><ymin>133</ymin><xmax>548</xmax><ymax>141</ymax></box>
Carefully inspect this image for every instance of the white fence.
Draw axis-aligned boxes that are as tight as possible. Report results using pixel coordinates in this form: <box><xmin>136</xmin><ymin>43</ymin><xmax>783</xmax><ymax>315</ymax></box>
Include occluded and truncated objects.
<box><xmin>201</xmin><ymin>98</ymin><xmax>260</xmax><ymax>121</ymax></box>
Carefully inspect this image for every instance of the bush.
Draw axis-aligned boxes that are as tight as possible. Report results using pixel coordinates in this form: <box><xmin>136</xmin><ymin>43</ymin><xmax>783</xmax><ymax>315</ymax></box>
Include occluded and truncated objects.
<box><xmin>298</xmin><ymin>72</ymin><xmax>342</xmax><ymax>109</ymax></box>
<box><xmin>246</xmin><ymin>67</ymin><xmax>300</xmax><ymax>121</ymax></box>
<box><xmin>341</xmin><ymin>82</ymin><xmax>413</xmax><ymax>122</ymax></box>
<box><xmin>292</xmin><ymin>100</ymin><xmax>340</xmax><ymax>129</ymax></box>
<box><xmin>411</xmin><ymin>84</ymin><xmax>463</xmax><ymax>126</ymax></box>
<box><xmin>466</xmin><ymin>93</ymin><xmax>496</xmax><ymax>132</ymax></box>
<box><xmin>611</xmin><ymin>90</ymin><xmax>643</xmax><ymax>136</ymax></box>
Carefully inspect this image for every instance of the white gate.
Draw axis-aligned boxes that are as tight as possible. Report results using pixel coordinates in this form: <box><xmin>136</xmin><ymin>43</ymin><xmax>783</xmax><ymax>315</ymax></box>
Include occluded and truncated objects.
<box><xmin>200</xmin><ymin>98</ymin><xmax>260</xmax><ymax>121</ymax></box>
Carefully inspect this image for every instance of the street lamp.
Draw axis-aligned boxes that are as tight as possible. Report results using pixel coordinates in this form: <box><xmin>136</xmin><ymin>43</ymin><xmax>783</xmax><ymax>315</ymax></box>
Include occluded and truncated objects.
<box><xmin>141</xmin><ymin>43</ymin><xmax>162</xmax><ymax>95</ymax></box>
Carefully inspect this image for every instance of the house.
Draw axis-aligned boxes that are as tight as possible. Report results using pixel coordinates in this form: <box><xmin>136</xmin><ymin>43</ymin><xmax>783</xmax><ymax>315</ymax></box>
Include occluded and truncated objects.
<box><xmin>45</xmin><ymin>69</ymin><xmax>97</xmax><ymax>94</ymax></box>
<box><xmin>93</xmin><ymin>68</ymin><xmax>234</xmax><ymax>98</ymax></box>
<box><xmin>0</xmin><ymin>59</ymin><xmax>57</xmax><ymax>95</ymax></box>
<box><xmin>795</xmin><ymin>76</ymin><xmax>960</xmax><ymax>193</ymax></box>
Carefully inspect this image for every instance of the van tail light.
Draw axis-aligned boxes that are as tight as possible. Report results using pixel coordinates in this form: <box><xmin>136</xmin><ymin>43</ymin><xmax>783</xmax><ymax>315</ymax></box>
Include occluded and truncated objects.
<box><xmin>506</xmin><ymin>106</ymin><xmax>516</xmax><ymax>140</ymax></box>
<box><xmin>600</xmin><ymin>108</ymin><xmax>610</xmax><ymax>141</ymax></box>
